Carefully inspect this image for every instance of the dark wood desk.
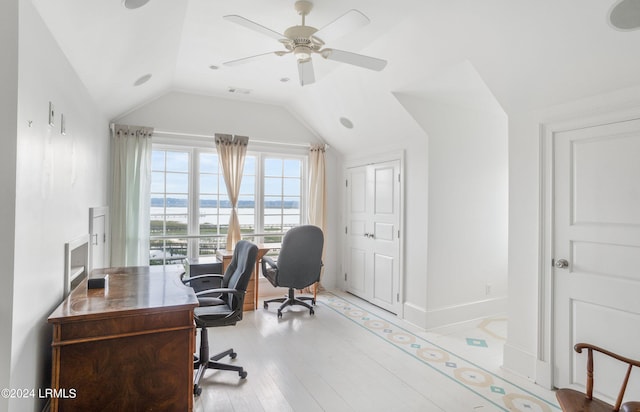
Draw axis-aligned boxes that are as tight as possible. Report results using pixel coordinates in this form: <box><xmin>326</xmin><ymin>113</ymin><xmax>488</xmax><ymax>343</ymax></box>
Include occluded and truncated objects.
<box><xmin>48</xmin><ymin>266</ymin><xmax>198</xmax><ymax>412</ymax></box>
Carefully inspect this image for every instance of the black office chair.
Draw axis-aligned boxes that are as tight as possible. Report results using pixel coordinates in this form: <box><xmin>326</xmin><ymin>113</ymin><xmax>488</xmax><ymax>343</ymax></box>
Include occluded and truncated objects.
<box><xmin>182</xmin><ymin>240</ymin><xmax>258</xmax><ymax>396</ymax></box>
<box><xmin>262</xmin><ymin>225</ymin><xmax>324</xmax><ymax>318</ymax></box>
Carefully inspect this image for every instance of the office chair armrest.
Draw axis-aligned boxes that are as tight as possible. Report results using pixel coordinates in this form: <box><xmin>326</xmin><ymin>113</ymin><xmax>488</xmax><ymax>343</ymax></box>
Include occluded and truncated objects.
<box><xmin>262</xmin><ymin>256</ymin><xmax>277</xmax><ymax>269</ymax></box>
<box><xmin>195</xmin><ymin>288</ymin><xmax>244</xmax><ymax>298</ymax></box>
<box><xmin>182</xmin><ymin>274</ymin><xmax>224</xmax><ymax>285</ymax></box>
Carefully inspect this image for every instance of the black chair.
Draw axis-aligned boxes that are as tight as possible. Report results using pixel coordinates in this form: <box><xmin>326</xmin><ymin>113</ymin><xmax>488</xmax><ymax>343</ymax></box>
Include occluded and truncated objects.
<box><xmin>262</xmin><ymin>225</ymin><xmax>324</xmax><ymax>318</ymax></box>
<box><xmin>182</xmin><ymin>240</ymin><xmax>258</xmax><ymax>396</ymax></box>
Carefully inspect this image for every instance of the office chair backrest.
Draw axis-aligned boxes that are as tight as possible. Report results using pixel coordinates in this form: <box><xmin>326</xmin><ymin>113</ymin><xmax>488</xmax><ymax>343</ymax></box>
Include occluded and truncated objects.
<box><xmin>276</xmin><ymin>225</ymin><xmax>324</xmax><ymax>289</ymax></box>
<box><xmin>223</xmin><ymin>240</ymin><xmax>258</xmax><ymax>308</ymax></box>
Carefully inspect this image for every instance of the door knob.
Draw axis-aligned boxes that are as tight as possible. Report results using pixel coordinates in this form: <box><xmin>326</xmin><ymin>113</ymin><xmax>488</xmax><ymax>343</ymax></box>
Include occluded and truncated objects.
<box><xmin>555</xmin><ymin>259</ymin><xmax>569</xmax><ymax>269</ymax></box>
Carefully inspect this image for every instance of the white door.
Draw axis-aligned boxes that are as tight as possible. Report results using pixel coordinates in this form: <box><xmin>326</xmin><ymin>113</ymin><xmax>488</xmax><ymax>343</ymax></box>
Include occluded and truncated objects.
<box><xmin>346</xmin><ymin>160</ymin><xmax>401</xmax><ymax>313</ymax></box>
<box><xmin>553</xmin><ymin>118</ymin><xmax>640</xmax><ymax>398</ymax></box>
<box><xmin>346</xmin><ymin>166</ymin><xmax>368</xmax><ymax>297</ymax></box>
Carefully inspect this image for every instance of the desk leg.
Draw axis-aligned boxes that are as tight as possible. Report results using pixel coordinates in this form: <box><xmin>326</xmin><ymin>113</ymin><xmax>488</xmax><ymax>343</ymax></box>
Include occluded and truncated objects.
<box><xmin>254</xmin><ymin>259</ymin><xmax>260</xmax><ymax>309</ymax></box>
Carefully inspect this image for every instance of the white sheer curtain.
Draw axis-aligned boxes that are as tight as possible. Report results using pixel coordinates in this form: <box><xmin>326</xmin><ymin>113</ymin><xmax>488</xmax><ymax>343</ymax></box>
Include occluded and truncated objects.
<box><xmin>110</xmin><ymin>124</ymin><xmax>153</xmax><ymax>266</ymax></box>
<box><xmin>308</xmin><ymin>143</ymin><xmax>327</xmax><ymax>297</ymax></box>
<box><xmin>215</xmin><ymin>133</ymin><xmax>249</xmax><ymax>250</ymax></box>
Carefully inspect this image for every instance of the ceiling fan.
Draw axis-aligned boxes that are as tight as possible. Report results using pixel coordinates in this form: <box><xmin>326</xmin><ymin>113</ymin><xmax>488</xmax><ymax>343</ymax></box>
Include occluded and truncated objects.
<box><xmin>223</xmin><ymin>1</ymin><xmax>387</xmax><ymax>86</ymax></box>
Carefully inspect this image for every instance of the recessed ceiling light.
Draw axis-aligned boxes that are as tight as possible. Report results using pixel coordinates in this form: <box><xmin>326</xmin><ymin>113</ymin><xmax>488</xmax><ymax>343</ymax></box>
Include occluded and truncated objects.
<box><xmin>280</xmin><ymin>77</ymin><xmax>291</xmax><ymax>83</ymax></box>
<box><xmin>209</xmin><ymin>65</ymin><xmax>220</xmax><ymax>70</ymax></box>
<box><xmin>609</xmin><ymin>0</ymin><xmax>640</xmax><ymax>31</ymax></box>
<box><xmin>340</xmin><ymin>117</ymin><xmax>354</xmax><ymax>129</ymax></box>
<box><xmin>133</xmin><ymin>73</ymin><xmax>152</xmax><ymax>86</ymax></box>
<box><xmin>122</xmin><ymin>0</ymin><xmax>151</xmax><ymax>9</ymax></box>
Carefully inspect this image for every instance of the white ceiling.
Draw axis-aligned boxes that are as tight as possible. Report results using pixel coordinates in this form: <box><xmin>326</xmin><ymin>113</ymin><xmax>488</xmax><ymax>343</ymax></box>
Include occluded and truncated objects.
<box><xmin>32</xmin><ymin>0</ymin><xmax>640</xmax><ymax>137</ymax></box>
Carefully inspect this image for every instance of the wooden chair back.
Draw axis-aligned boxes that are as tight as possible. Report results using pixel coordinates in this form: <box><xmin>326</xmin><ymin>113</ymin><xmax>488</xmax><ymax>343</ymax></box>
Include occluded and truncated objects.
<box><xmin>556</xmin><ymin>343</ymin><xmax>640</xmax><ymax>412</ymax></box>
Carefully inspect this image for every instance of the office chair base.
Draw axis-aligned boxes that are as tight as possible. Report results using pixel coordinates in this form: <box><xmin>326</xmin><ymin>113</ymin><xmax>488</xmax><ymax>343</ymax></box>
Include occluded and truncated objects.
<box><xmin>264</xmin><ymin>288</ymin><xmax>316</xmax><ymax>318</ymax></box>
<box><xmin>193</xmin><ymin>328</ymin><xmax>247</xmax><ymax>396</ymax></box>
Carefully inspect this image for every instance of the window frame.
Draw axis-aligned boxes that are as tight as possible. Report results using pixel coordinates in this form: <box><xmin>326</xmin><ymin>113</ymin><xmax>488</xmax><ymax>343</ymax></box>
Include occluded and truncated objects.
<box><xmin>150</xmin><ymin>137</ymin><xmax>308</xmax><ymax>263</ymax></box>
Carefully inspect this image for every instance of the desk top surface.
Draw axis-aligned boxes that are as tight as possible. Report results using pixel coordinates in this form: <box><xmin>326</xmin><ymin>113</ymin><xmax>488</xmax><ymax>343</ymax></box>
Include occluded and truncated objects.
<box><xmin>215</xmin><ymin>243</ymin><xmax>280</xmax><ymax>257</ymax></box>
<box><xmin>48</xmin><ymin>265</ymin><xmax>198</xmax><ymax>323</ymax></box>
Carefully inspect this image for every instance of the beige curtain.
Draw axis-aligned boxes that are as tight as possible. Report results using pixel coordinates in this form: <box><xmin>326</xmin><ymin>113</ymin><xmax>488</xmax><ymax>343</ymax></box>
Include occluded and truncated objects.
<box><xmin>308</xmin><ymin>143</ymin><xmax>327</xmax><ymax>297</ymax></box>
<box><xmin>215</xmin><ymin>133</ymin><xmax>249</xmax><ymax>250</ymax></box>
<box><xmin>110</xmin><ymin>124</ymin><xmax>153</xmax><ymax>266</ymax></box>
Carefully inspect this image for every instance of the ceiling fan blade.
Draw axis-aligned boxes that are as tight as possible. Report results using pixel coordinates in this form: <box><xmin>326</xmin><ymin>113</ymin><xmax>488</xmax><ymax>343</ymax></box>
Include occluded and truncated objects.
<box><xmin>223</xmin><ymin>52</ymin><xmax>282</xmax><ymax>67</ymax></box>
<box><xmin>223</xmin><ymin>15</ymin><xmax>284</xmax><ymax>41</ymax></box>
<box><xmin>314</xmin><ymin>9</ymin><xmax>370</xmax><ymax>43</ymax></box>
<box><xmin>321</xmin><ymin>49</ymin><xmax>387</xmax><ymax>71</ymax></box>
<box><xmin>298</xmin><ymin>59</ymin><xmax>316</xmax><ymax>86</ymax></box>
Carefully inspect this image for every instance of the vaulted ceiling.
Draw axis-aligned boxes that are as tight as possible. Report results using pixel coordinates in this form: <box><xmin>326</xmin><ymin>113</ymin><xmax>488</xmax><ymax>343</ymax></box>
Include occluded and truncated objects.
<box><xmin>32</xmin><ymin>0</ymin><xmax>640</xmax><ymax>151</ymax></box>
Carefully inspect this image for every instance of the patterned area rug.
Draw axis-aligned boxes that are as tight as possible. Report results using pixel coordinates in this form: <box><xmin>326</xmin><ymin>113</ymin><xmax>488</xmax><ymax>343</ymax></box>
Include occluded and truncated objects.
<box><xmin>320</xmin><ymin>294</ymin><xmax>560</xmax><ymax>412</ymax></box>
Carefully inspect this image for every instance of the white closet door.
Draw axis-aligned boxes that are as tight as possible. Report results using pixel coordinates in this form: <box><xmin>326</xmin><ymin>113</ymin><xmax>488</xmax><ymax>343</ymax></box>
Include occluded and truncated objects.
<box><xmin>346</xmin><ymin>160</ymin><xmax>401</xmax><ymax>314</ymax></box>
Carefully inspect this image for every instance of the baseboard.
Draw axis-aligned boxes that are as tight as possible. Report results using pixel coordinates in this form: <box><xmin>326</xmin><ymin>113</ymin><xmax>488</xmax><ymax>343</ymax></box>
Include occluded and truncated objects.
<box><xmin>535</xmin><ymin>359</ymin><xmax>553</xmax><ymax>389</ymax></box>
<box><xmin>403</xmin><ymin>301</ymin><xmax>428</xmax><ymax>330</ymax></box>
<box><xmin>503</xmin><ymin>342</ymin><xmax>537</xmax><ymax>381</ymax></box>
<box><xmin>424</xmin><ymin>296</ymin><xmax>507</xmax><ymax>329</ymax></box>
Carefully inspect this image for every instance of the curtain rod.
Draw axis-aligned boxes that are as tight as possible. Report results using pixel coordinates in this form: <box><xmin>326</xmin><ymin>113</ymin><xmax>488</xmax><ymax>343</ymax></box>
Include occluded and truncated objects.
<box><xmin>152</xmin><ymin>129</ymin><xmax>328</xmax><ymax>149</ymax></box>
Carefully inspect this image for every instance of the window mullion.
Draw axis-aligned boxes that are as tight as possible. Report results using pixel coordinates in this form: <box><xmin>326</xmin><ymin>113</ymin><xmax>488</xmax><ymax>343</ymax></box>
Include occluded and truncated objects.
<box><xmin>256</xmin><ymin>153</ymin><xmax>264</xmax><ymax>239</ymax></box>
<box><xmin>188</xmin><ymin>148</ymin><xmax>198</xmax><ymax>258</ymax></box>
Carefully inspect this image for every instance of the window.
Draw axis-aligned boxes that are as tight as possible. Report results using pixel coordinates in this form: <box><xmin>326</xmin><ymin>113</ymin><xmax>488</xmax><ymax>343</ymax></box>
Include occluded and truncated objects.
<box><xmin>197</xmin><ymin>152</ymin><xmax>256</xmax><ymax>256</ymax></box>
<box><xmin>149</xmin><ymin>144</ymin><xmax>306</xmax><ymax>265</ymax></box>
<box><xmin>263</xmin><ymin>157</ymin><xmax>302</xmax><ymax>242</ymax></box>
<box><xmin>150</xmin><ymin>149</ymin><xmax>190</xmax><ymax>265</ymax></box>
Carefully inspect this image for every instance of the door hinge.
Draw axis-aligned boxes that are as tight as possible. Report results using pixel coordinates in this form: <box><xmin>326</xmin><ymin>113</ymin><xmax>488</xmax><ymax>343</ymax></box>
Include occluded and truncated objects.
<box><xmin>344</xmin><ymin>273</ymin><xmax>347</xmax><ymax>281</ymax></box>
<box><xmin>103</xmin><ymin>233</ymin><xmax>107</xmax><ymax>243</ymax></box>
<box><xmin>397</xmin><ymin>230</ymin><xmax>400</xmax><ymax>239</ymax></box>
<box><xmin>396</xmin><ymin>293</ymin><xmax>400</xmax><ymax>302</ymax></box>
<box><xmin>345</xmin><ymin>179</ymin><xmax>348</xmax><ymax>187</ymax></box>
<box><xmin>345</xmin><ymin>226</ymin><xmax>348</xmax><ymax>235</ymax></box>
<box><xmin>398</xmin><ymin>174</ymin><xmax>400</xmax><ymax>183</ymax></box>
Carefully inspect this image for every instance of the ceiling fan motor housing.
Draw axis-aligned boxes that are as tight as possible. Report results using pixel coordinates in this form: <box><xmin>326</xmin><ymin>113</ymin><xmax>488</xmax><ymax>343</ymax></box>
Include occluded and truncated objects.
<box><xmin>284</xmin><ymin>25</ymin><xmax>319</xmax><ymax>43</ymax></box>
<box><xmin>284</xmin><ymin>25</ymin><xmax>322</xmax><ymax>61</ymax></box>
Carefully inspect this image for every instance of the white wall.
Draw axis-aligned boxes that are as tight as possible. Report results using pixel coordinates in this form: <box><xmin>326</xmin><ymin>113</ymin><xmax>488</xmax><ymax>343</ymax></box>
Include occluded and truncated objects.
<box><xmin>504</xmin><ymin>85</ymin><xmax>640</xmax><ymax>381</ymax></box>
<box><xmin>288</xmin><ymin>55</ymin><xmax>432</xmax><ymax>326</ymax></box>
<box><xmin>9</xmin><ymin>2</ymin><xmax>110</xmax><ymax>411</ymax></box>
<box><xmin>396</xmin><ymin>95</ymin><xmax>508</xmax><ymax>328</ymax></box>
<box><xmin>0</xmin><ymin>0</ymin><xmax>18</xmax><ymax>410</ymax></box>
<box><xmin>115</xmin><ymin>91</ymin><xmax>320</xmax><ymax>145</ymax></box>
<box><xmin>116</xmin><ymin>92</ymin><xmax>341</xmax><ymax>289</ymax></box>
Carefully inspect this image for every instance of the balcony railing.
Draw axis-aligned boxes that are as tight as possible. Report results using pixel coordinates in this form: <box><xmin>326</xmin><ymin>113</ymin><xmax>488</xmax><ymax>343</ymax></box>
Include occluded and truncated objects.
<box><xmin>149</xmin><ymin>231</ymin><xmax>286</xmax><ymax>266</ymax></box>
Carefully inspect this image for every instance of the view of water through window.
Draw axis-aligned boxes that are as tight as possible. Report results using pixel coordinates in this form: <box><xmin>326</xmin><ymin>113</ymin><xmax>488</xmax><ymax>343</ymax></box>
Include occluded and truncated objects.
<box><xmin>149</xmin><ymin>147</ymin><xmax>304</xmax><ymax>265</ymax></box>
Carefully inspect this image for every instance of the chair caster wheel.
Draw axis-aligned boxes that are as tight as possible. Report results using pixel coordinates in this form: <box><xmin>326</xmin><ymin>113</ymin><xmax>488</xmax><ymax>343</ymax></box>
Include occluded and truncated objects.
<box><xmin>194</xmin><ymin>385</ymin><xmax>202</xmax><ymax>396</ymax></box>
<box><xmin>230</xmin><ymin>352</ymin><xmax>237</xmax><ymax>359</ymax></box>
<box><xmin>310</xmin><ymin>308</ymin><xmax>315</xmax><ymax>315</ymax></box>
<box><xmin>240</xmin><ymin>371</ymin><xmax>248</xmax><ymax>379</ymax></box>
<box><xmin>277</xmin><ymin>310</ymin><xmax>282</xmax><ymax>318</ymax></box>
<box><xmin>311</xmin><ymin>299</ymin><xmax>316</xmax><ymax>305</ymax></box>
<box><xmin>264</xmin><ymin>301</ymin><xmax>268</xmax><ymax>309</ymax></box>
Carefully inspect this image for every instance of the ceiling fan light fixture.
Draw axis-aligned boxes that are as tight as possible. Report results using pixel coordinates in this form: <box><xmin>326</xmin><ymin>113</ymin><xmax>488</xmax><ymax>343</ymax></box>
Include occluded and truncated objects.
<box><xmin>294</xmin><ymin>46</ymin><xmax>312</xmax><ymax>62</ymax></box>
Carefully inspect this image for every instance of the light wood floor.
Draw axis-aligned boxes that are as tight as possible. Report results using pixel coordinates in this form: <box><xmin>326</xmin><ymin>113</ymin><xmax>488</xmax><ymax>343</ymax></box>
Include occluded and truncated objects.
<box><xmin>193</xmin><ymin>291</ymin><xmax>558</xmax><ymax>412</ymax></box>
